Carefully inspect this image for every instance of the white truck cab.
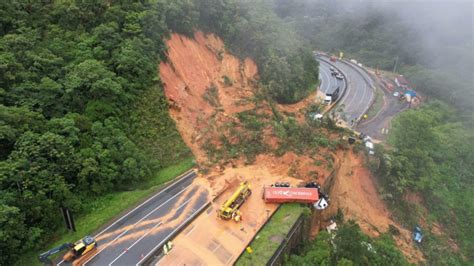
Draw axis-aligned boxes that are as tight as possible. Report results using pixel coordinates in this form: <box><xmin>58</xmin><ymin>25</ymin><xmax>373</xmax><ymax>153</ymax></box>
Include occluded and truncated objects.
<box><xmin>324</xmin><ymin>95</ymin><xmax>332</xmax><ymax>104</ymax></box>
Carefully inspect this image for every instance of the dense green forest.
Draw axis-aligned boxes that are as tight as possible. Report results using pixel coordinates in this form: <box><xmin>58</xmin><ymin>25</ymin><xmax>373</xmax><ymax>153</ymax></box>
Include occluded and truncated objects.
<box><xmin>0</xmin><ymin>2</ymin><xmax>189</xmax><ymax>264</ymax></box>
<box><xmin>286</xmin><ymin>220</ymin><xmax>408</xmax><ymax>265</ymax></box>
<box><xmin>375</xmin><ymin>102</ymin><xmax>474</xmax><ymax>264</ymax></box>
<box><xmin>0</xmin><ymin>1</ymin><xmax>318</xmax><ymax>264</ymax></box>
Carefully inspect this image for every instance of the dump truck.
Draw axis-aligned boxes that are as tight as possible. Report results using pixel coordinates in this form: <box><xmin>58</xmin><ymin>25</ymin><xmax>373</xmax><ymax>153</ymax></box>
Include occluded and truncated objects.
<box><xmin>263</xmin><ymin>187</ymin><xmax>319</xmax><ymax>204</ymax></box>
<box><xmin>39</xmin><ymin>236</ymin><xmax>97</xmax><ymax>265</ymax></box>
<box><xmin>218</xmin><ymin>181</ymin><xmax>251</xmax><ymax>222</ymax></box>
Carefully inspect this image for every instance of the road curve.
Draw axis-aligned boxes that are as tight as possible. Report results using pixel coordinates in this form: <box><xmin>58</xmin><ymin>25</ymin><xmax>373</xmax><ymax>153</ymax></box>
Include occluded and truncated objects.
<box><xmin>318</xmin><ymin>59</ymin><xmax>343</xmax><ymax>95</ymax></box>
<box><xmin>58</xmin><ymin>170</ymin><xmax>210</xmax><ymax>266</ymax></box>
<box><xmin>317</xmin><ymin>56</ymin><xmax>374</xmax><ymax>125</ymax></box>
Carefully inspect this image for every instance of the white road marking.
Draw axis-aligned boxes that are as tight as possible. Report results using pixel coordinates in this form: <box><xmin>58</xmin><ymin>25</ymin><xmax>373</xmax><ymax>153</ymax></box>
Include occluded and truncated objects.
<box><xmin>357</xmin><ymin>76</ymin><xmax>369</xmax><ymax>117</ymax></box>
<box><xmin>339</xmin><ymin>63</ymin><xmax>372</xmax><ymax>121</ymax></box>
<box><xmin>83</xmin><ymin>183</ymin><xmax>193</xmax><ymax>265</ymax></box>
<box><xmin>341</xmin><ymin>75</ymin><xmax>357</xmax><ymax>112</ymax></box>
<box><xmin>320</xmin><ymin>61</ymin><xmax>337</xmax><ymax>94</ymax></box>
<box><xmin>57</xmin><ymin>170</ymin><xmax>195</xmax><ymax>266</ymax></box>
<box><xmin>320</xmin><ymin>65</ymin><xmax>331</xmax><ymax>93</ymax></box>
<box><xmin>108</xmin><ymin>197</ymin><xmax>195</xmax><ymax>265</ymax></box>
<box><xmin>184</xmin><ymin>223</ymin><xmax>197</xmax><ymax>236</ymax></box>
<box><xmin>343</xmin><ymin>72</ymin><xmax>361</xmax><ymax>110</ymax></box>
<box><xmin>107</xmin><ymin>221</ymin><xmax>164</xmax><ymax>266</ymax></box>
<box><xmin>211</xmin><ymin>243</ymin><xmax>221</xmax><ymax>253</ymax></box>
<box><xmin>135</xmin><ymin>202</ymin><xmax>210</xmax><ymax>266</ymax></box>
<box><xmin>225</xmin><ymin>255</ymin><xmax>234</xmax><ymax>265</ymax></box>
<box><xmin>95</xmin><ymin>170</ymin><xmax>194</xmax><ymax>237</ymax></box>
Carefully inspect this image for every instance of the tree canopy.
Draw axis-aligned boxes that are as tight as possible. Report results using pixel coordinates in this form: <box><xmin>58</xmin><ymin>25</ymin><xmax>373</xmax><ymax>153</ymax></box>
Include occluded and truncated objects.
<box><xmin>0</xmin><ymin>1</ymin><xmax>322</xmax><ymax>264</ymax></box>
<box><xmin>286</xmin><ymin>220</ymin><xmax>409</xmax><ymax>266</ymax></box>
<box><xmin>0</xmin><ymin>1</ymin><xmax>190</xmax><ymax>264</ymax></box>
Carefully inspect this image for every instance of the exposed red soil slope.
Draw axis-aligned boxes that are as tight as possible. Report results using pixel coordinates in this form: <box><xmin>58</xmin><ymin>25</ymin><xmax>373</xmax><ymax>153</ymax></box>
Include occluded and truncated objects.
<box><xmin>160</xmin><ymin>32</ymin><xmax>257</xmax><ymax>163</ymax></box>
<box><xmin>159</xmin><ymin>31</ymin><xmax>424</xmax><ymax>264</ymax></box>
<box><xmin>326</xmin><ymin>150</ymin><xmax>425</xmax><ymax>263</ymax></box>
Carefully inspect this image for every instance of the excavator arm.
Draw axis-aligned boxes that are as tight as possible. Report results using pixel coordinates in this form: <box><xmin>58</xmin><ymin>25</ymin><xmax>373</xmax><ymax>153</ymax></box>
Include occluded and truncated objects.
<box><xmin>38</xmin><ymin>243</ymin><xmax>73</xmax><ymax>265</ymax></box>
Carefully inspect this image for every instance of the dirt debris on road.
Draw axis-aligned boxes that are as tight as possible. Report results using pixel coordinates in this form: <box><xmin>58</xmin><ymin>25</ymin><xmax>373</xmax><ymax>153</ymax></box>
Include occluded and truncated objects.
<box><xmin>158</xmin><ymin>31</ymin><xmax>425</xmax><ymax>265</ymax></box>
<box><xmin>158</xmin><ymin>31</ymin><xmax>333</xmax><ymax>265</ymax></box>
<box><xmin>158</xmin><ymin>166</ymin><xmax>298</xmax><ymax>266</ymax></box>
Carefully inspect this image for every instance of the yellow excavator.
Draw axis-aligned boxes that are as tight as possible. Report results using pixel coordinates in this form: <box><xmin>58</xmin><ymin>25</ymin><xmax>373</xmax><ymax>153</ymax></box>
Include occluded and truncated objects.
<box><xmin>218</xmin><ymin>181</ymin><xmax>251</xmax><ymax>222</ymax></box>
<box><xmin>38</xmin><ymin>236</ymin><xmax>97</xmax><ymax>265</ymax></box>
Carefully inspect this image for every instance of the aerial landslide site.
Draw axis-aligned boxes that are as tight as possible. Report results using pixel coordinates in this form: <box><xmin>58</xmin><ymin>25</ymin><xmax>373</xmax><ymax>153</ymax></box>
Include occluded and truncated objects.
<box><xmin>158</xmin><ymin>31</ymin><xmax>424</xmax><ymax>264</ymax></box>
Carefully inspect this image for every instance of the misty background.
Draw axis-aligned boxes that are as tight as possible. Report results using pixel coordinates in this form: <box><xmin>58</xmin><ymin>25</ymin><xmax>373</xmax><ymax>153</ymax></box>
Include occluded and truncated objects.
<box><xmin>271</xmin><ymin>0</ymin><xmax>474</xmax><ymax>112</ymax></box>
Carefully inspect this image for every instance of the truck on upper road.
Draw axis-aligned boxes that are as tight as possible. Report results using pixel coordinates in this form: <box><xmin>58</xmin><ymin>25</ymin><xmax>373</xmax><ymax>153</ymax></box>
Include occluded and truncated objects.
<box><xmin>324</xmin><ymin>87</ymin><xmax>340</xmax><ymax>105</ymax></box>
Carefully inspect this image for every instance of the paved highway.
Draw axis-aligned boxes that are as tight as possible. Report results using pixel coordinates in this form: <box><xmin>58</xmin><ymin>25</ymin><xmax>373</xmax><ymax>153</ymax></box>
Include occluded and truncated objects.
<box><xmin>356</xmin><ymin>78</ymin><xmax>409</xmax><ymax>140</ymax></box>
<box><xmin>317</xmin><ymin>56</ymin><xmax>374</xmax><ymax>125</ymax></box>
<box><xmin>318</xmin><ymin>59</ymin><xmax>341</xmax><ymax>95</ymax></box>
<box><xmin>58</xmin><ymin>170</ymin><xmax>210</xmax><ymax>266</ymax></box>
<box><xmin>333</xmin><ymin>60</ymin><xmax>374</xmax><ymax>124</ymax></box>
<box><xmin>318</xmin><ymin>55</ymin><xmax>409</xmax><ymax>139</ymax></box>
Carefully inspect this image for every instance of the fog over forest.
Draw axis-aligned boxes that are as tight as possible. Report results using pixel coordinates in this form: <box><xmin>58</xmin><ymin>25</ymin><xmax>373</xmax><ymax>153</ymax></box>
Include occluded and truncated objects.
<box><xmin>273</xmin><ymin>0</ymin><xmax>474</xmax><ymax>109</ymax></box>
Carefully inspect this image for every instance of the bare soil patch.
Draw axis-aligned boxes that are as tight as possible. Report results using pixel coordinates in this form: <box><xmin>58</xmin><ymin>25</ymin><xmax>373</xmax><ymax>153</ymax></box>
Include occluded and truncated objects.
<box><xmin>158</xmin><ymin>31</ymin><xmax>425</xmax><ymax>265</ymax></box>
<box><xmin>325</xmin><ymin>150</ymin><xmax>425</xmax><ymax>263</ymax></box>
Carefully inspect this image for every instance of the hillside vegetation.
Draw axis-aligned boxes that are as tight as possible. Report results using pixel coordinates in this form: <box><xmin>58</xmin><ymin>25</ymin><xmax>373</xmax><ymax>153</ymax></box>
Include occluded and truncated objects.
<box><xmin>0</xmin><ymin>2</ymin><xmax>190</xmax><ymax>264</ymax></box>
<box><xmin>196</xmin><ymin>0</ymin><xmax>319</xmax><ymax>103</ymax></box>
<box><xmin>287</xmin><ymin>220</ymin><xmax>408</xmax><ymax>265</ymax></box>
<box><xmin>270</xmin><ymin>0</ymin><xmax>473</xmax><ymax>263</ymax></box>
<box><xmin>375</xmin><ymin>102</ymin><xmax>474</xmax><ymax>264</ymax></box>
<box><xmin>0</xmin><ymin>1</ymin><xmax>319</xmax><ymax>264</ymax></box>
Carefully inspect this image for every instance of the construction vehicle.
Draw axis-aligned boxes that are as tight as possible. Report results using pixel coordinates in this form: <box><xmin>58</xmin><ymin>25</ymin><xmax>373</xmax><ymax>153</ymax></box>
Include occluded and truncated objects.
<box><xmin>218</xmin><ymin>181</ymin><xmax>251</xmax><ymax>222</ymax></box>
<box><xmin>39</xmin><ymin>236</ymin><xmax>97</xmax><ymax>265</ymax></box>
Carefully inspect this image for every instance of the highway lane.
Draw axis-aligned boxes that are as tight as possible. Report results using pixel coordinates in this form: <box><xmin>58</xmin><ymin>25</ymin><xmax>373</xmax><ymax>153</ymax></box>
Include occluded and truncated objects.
<box><xmin>58</xmin><ymin>170</ymin><xmax>210</xmax><ymax>266</ymax></box>
<box><xmin>356</xmin><ymin>79</ymin><xmax>409</xmax><ymax>140</ymax></box>
<box><xmin>330</xmin><ymin>59</ymin><xmax>374</xmax><ymax>124</ymax></box>
<box><xmin>318</xmin><ymin>60</ymin><xmax>341</xmax><ymax>94</ymax></box>
<box><xmin>317</xmin><ymin>55</ymin><xmax>409</xmax><ymax>139</ymax></box>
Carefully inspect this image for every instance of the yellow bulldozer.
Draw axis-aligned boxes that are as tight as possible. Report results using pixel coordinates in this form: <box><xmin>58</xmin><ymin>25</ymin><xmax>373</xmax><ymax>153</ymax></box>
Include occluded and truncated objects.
<box><xmin>218</xmin><ymin>181</ymin><xmax>251</xmax><ymax>222</ymax></box>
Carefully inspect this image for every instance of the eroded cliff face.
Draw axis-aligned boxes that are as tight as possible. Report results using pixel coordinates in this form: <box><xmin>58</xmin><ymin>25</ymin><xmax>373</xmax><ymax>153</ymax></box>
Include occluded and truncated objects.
<box><xmin>159</xmin><ymin>31</ymin><xmax>424</xmax><ymax>264</ymax></box>
<box><xmin>160</xmin><ymin>31</ymin><xmax>257</xmax><ymax>163</ymax></box>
